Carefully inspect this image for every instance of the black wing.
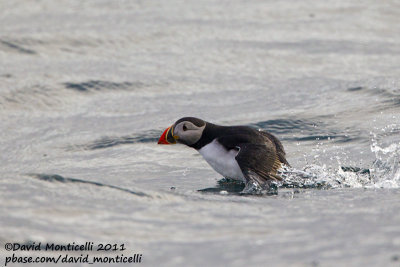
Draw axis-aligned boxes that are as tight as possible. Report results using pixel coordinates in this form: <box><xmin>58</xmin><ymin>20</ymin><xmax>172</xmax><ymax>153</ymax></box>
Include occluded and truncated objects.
<box><xmin>217</xmin><ymin>134</ymin><xmax>283</xmax><ymax>187</ymax></box>
<box><xmin>258</xmin><ymin>130</ymin><xmax>290</xmax><ymax>166</ymax></box>
<box><xmin>215</xmin><ymin>126</ymin><xmax>289</xmax><ymax>166</ymax></box>
<box><xmin>235</xmin><ymin>143</ymin><xmax>283</xmax><ymax>185</ymax></box>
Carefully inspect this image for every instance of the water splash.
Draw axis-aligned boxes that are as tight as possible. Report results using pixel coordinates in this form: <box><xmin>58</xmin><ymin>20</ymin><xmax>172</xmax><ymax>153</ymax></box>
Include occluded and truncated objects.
<box><xmin>279</xmin><ymin>132</ymin><xmax>400</xmax><ymax>189</ymax></box>
<box><xmin>278</xmin><ymin>165</ymin><xmax>372</xmax><ymax>189</ymax></box>
<box><xmin>200</xmin><ymin>136</ymin><xmax>400</xmax><ymax>195</ymax></box>
<box><xmin>369</xmin><ymin>129</ymin><xmax>400</xmax><ymax>188</ymax></box>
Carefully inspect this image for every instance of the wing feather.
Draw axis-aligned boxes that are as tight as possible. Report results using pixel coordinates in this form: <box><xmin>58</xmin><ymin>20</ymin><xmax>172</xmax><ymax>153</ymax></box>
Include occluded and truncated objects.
<box><xmin>217</xmin><ymin>134</ymin><xmax>285</xmax><ymax>188</ymax></box>
<box><xmin>235</xmin><ymin>143</ymin><xmax>283</xmax><ymax>184</ymax></box>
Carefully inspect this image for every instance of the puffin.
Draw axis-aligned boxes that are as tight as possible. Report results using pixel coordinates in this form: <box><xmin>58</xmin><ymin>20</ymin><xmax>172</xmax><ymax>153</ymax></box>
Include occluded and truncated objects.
<box><xmin>158</xmin><ymin>117</ymin><xmax>289</xmax><ymax>193</ymax></box>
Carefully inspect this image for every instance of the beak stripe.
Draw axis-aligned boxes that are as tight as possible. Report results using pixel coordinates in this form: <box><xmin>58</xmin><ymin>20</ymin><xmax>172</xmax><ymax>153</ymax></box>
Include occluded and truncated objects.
<box><xmin>158</xmin><ymin>125</ymin><xmax>177</xmax><ymax>145</ymax></box>
<box><xmin>166</xmin><ymin>127</ymin><xmax>173</xmax><ymax>144</ymax></box>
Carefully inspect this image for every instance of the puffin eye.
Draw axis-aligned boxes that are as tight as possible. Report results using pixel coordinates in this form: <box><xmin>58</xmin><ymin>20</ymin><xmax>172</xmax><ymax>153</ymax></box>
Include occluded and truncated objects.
<box><xmin>183</xmin><ymin>125</ymin><xmax>187</xmax><ymax>131</ymax></box>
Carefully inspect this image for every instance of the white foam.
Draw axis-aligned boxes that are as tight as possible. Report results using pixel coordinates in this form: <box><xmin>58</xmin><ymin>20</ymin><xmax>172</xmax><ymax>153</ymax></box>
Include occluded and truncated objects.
<box><xmin>279</xmin><ymin>139</ymin><xmax>400</xmax><ymax>189</ymax></box>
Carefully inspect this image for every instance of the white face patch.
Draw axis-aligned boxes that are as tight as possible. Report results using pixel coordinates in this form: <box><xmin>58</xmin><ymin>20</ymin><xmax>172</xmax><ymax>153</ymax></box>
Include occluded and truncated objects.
<box><xmin>174</xmin><ymin>121</ymin><xmax>205</xmax><ymax>145</ymax></box>
<box><xmin>198</xmin><ymin>140</ymin><xmax>245</xmax><ymax>182</ymax></box>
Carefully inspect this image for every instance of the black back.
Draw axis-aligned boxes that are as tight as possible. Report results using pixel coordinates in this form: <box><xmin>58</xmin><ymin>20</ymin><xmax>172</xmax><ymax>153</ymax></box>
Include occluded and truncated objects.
<box><xmin>176</xmin><ymin>117</ymin><xmax>288</xmax><ymax>166</ymax></box>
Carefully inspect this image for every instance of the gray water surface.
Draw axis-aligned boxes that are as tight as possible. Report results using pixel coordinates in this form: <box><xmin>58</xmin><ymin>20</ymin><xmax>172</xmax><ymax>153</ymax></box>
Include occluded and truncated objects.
<box><xmin>1</xmin><ymin>1</ymin><xmax>400</xmax><ymax>266</ymax></box>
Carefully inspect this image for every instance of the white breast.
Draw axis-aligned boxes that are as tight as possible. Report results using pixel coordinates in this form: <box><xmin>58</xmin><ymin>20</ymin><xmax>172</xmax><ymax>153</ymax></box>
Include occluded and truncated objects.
<box><xmin>198</xmin><ymin>139</ymin><xmax>246</xmax><ymax>182</ymax></box>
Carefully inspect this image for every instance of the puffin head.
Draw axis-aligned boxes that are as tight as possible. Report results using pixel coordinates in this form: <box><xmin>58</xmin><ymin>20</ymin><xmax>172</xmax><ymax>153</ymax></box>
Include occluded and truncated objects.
<box><xmin>158</xmin><ymin>117</ymin><xmax>206</xmax><ymax>146</ymax></box>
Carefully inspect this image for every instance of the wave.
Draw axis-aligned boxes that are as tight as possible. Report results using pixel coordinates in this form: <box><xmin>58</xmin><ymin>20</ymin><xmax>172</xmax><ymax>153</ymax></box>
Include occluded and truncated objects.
<box><xmin>68</xmin><ymin>130</ymin><xmax>160</xmax><ymax>151</ymax></box>
<box><xmin>0</xmin><ymin>85</ymin><xmax>67</xmax><ymax>111</ymax></box>
<box><xmin>251</xmin><ymin>118</ymin><xmax>362</xmax><ymax>143</ymax></box>
<box><xmin>0</xmin><ymin>39</ymin><xmax>36</xmax><ymax>54</ymax></box>
<box><xmin>63</xmin><ymin>80</ymin><xmax>146</xmax><ymax>92</ymax></box>
<box><xmin>28</xmin><ymin>173</ymin><xmax>149</xmax><ymax>197</ymax></box>
<box><xmin>0</xmin><ymin>80</ymin><xmax>148</xmax><ymax>110</ymax></box>
<box><xmin>214</xmin><ymin>39</ymin><xmax>400</xmax><ymax>55</ymax></box>
<box><xmin>346</xmin><ymin>86</ymin><xmax>400</xmax><ymax>111</ymax></box>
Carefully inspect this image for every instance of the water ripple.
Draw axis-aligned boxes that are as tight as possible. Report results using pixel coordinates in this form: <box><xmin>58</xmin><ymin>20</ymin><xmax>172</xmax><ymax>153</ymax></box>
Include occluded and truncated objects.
<box><xmin>347</xmin><ymin>86</ymin><xmax>400</xmax><ymax>110</ymax></box>
<box><xmin>70</xmin><ymin>130</ymin><xmax>160</xmax><ymax>151</ymax></box>
<box><xmin>251</xmin><ymin>119</ymin><xmax>360</xmax><ymax>143</ymax></box>
<box><xmin>63</xmin><ymin>80</ymin><xmax>146</xmax><ymax>92</ymax></box>
<box><xmin>0</xmin><ymin>39</ymin><xmax>36</xmax><ymax>54</ymax></box>
<box><xmin>28</xmin><ymin>173</ymin><xmax>149</xmax><ymax>197</ymax></box>
<box><xmin>251</xmin><ymin>119</ymin><xmax>316</xmax><ymax>134</ymax></box>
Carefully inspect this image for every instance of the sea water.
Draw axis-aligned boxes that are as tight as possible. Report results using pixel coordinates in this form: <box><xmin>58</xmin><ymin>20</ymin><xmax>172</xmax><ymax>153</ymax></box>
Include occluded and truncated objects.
<box><xmin>1</xmin><ymin>1</ymin><xmax>399</xmax><ymax>266</ymax></box>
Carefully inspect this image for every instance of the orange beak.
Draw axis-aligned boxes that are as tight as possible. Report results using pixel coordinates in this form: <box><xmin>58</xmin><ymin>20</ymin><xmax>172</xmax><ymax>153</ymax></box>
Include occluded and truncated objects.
<box><xmin>158</xmin><ymin>125</ymin><xmax>177</xmax><ymax>144</ymax></box>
